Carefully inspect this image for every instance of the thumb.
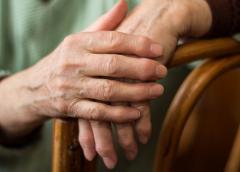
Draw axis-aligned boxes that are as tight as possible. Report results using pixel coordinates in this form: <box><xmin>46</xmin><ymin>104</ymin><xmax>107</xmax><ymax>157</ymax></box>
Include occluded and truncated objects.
<box><xmin>85</xmin><ymin>0</ymin><xmax>128</xmax><ymax>32</ymax></box>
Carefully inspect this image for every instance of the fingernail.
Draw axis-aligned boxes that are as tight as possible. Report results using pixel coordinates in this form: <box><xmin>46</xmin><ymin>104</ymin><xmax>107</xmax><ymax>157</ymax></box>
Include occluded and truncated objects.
<box><xmin>103</xmin><ymin>158</ymin><xmax>117</xmax><ymax>169</ymax></box>
<box><xmin>139</xmin><ymin>135</ymin><xmax>149</xmax><ymax>144</ymax></box>
<box><xmin>150</xmin><ymin>43</ymin><xmax>163</xmax><ymax>56</ymax></box>
<box><xmin>130</xmin><ymin>110</ymin><xmax>141</xmax><ymax>119</ymax></box>
<box><xmin>156</xmin><ymin>65</ymin><xmax>168</xmax><ymax>78</ymax></box>
<box><xmin>150</xmin><ymin>85</ymin><xmax>164</xmax><ymax>98</ymax></box>
<box><xmin>126</xmin><ymin>150</ymin><xmax>137</xmax><ymax>160</ymax></box>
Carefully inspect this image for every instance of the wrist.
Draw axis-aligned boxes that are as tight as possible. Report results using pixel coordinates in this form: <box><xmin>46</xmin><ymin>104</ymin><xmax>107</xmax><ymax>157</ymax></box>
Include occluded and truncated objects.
<box><xmin>0</xmin><ymin>70</ymin><xmax>47</xmax><ymax>140</ymax></box>
<box><xmin>180</xmin><ymin>0</ymin><xmax>212</xmax><ymax>37</ymax></box>
<box><xmin>142</xmin><ymin>0</ymin><xmax>212</xmax><ymax>38</ymax></box>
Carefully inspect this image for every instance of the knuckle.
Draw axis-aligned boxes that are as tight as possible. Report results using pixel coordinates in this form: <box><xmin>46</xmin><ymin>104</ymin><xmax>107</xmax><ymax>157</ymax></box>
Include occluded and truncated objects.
<box><xmin>113</xmin><ymin>109</ymin><xmax>126</xmax><ymax>122</ymax></box>
<box><xmin>57</xmin><ymin>35</ymin><xmax>77</xmax><ymax>72</ymax></box>
<box><xmin>118</xmin><ymin>131</ymin><xmax>135</xmax><ymax>150</ymax></box>
<box><xmin>55</xmin><ymin>100</ymin><xmax>68</xmax><ymax>114</ymax></box>
<box><xmin>98</xmin><ymin>80</ymin><xmax>115</xmax><ymax>101</ymax></box>
<box><xmin>139</xmin><ymin>59</ymin><xmax>156</xmax><ymax>80</ymax></box>
<box><xmin>137</xmin><ymin>124</ymin><xmax>151</xmax><ymax>139</ymax></box>
<box><xmin>121</xmin><ymin>139</ymin><xmax>135</xmax><ymax>151</ymax></box>
<box><xmin>54</xmin><ymin>78</ymin><xmax>68</xmax><ymax>92</ymax></box>
<box><xmin>104</xmin><ymin>55</ymin><xmax>119</xmax><ymax>75</ymax></box>
<box><xmin>67</xmin><ymin>100</ymin><xmax>79</xmax><ymax>118</ymax></box>
<box><xmin>86</xmin><ymin>105</ymin><xmax>98</xmax><ymax>117</ymax></box>
<box><xmin>79</xmin><ymin>135</ymin><xmax>94</xmax><ymax>147</ymax></box>
<box><xmin>138</xmin><ymin>36</ymin><xmax>150</xmax><ymax>50</ymax></box>
<box><xmin>107</xmin><ymin>31</ymin><xmax>121</xmax><ymax>49</ymax></box>
<box><xmin>57</xmin><ymin>55</ymin><xmax>86</xmax><ymax>76</ymax></box>
<box><xmin>55</xmin><ymin>50</ymin><xmax>71</xmax><ymax>74</ymax></box>
<box><xmin>161</xmin><ymin>65</ymin><xmax>168</xmax><ymax>77</ymax></box>
<box><xmin>57</xmin><ymin>60</ymin><xmax>70</xmax><ymax>74</ymax></box>
<box><xmin>78</xmin><ymin>77</ymin><xmax>89</xmax><ymax>97</ymax></box>
<box><xmin>85</xmin><ymin>105</ymin><xmax>103</xmax><ymax>120</ymax></box>
<box><xmin>96</xmin><ymin>146</ymin><xmax>112</xmax><ymax>157</ymax></box>
<box><xmin>63</xmin><ymin>34</ymin><xmax>77</xmax><ymax>49</ymax></box>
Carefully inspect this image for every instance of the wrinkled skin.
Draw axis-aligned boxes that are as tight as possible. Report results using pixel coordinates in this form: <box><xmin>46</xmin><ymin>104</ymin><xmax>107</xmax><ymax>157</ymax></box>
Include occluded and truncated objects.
<box><xmin>0</xmin><ymin>0</ymin><xmax>166</xmax><ymax>147</ymax></box>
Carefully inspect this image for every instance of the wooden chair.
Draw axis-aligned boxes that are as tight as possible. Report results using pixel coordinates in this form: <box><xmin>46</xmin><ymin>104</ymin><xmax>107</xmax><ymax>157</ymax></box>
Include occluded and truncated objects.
<box><xmin>154</xmin><ymin>42</ymin><xmax>240</xmax><ymax>172</ymax></box>
<box><xmin>52</xmin><ymin>37</ymin><xmax>240</xmax><ymax>172</ymax></box>
<box><xmin>225</xmin><ymin>125</ymin><xmax>240</xmax><ymax>172</ymax></box>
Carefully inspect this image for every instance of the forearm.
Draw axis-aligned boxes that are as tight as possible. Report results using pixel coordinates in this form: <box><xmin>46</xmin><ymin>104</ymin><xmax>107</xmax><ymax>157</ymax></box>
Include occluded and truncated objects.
<box><xmin>141</xmin><ymin>0</ymin><xmax>212</xmax><ymax>37</ymax></box>
<box><xmin>150</xmin><ymin>0</ymin><xmax>240</xmax><ymax>36</ymax></box>
<box><xmin>183</xmin><ymin>0</ymin><xmax>212</xmax><ymax>37</ymax></box>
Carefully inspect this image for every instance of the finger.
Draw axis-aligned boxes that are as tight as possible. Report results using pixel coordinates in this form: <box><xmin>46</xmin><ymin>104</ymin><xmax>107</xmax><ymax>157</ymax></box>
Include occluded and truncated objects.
<box><xmin>116</xmin><ymin>123</ymin><xmax>137</xmax><ymax>160</ymax></box>
<box><xmin>78</xmin><ymin>119</ymin><xmax>96</xmax><ymax>161</ymax></box>
<box><xmin>132</xmin><ymin>101</ymin><xmax>152</xmax><ymax>144</ymax></box>
<box><xmin>77</xmin><ymin>77</ymin><xmax>164</xmax><ymax>102</ymax></box>
<box><xmin>80</xmin><ymin>31</ymin><xmax>163</xmax><ymax>57</ymax></box>
<box><xmin>85</xmin><ymin>0</ymin><xmax>128</xmax><ymax>32</ymax></box>
<box><xmin>91</xmin><ymin>121</ymin><xmax>117</xmax><ymax>169</ymax></box>
<box><xmin>79</xmin><ymin>54</ymin><xmax>167</xmax><ymax>80</ymax></box>
<box><xmin>69</xmin><ymin>99</ymin><xmax>140</xmax><ymax>123</ymax></box>
<box><xmin>113</xmin><ymin>102</ymin><xmax>138</xmax><ymax>160</ymax></box>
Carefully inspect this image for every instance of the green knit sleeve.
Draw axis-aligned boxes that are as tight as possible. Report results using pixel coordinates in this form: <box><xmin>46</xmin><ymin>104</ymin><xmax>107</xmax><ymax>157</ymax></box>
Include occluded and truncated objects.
<box><xmin>0</xmin><ymin>0</ymin><xmax>14</xmax><ymax>74</ymax></box>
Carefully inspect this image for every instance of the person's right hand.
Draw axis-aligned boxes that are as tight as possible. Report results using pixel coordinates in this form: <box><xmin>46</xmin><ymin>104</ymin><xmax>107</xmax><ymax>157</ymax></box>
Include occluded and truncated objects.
<box><xmin>28</xmin><ymin>30</ymin><xmax>166</xmax><ymax>121</ymax></box>
<box><xmin>0</xmin><ymin>0</ymin><xmax>166</xmax><ymax>142</ymax></box>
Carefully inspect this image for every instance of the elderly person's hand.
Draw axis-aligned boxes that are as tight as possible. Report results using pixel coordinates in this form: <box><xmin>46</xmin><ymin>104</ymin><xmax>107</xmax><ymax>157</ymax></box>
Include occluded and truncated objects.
<box><xmin>116</xmin><ymin>0</ymin><xmax>212</xmax><ymax>162</ymax></box>
<box><xmin>117</xmin><ymin>0</ymin><xmax>212</xmax><ymax>61</ymax></box>
<box><xmin>115</xmin><ymin>0</ymin><xmax>212</xmax><ymax>161</ymax></box>
<box><xmin>0</xmin><ymin>0</ymin><xmax>166</xmax><ymax>150</ymax></box>
<box><xmin>78</xmin><ymin>0</ymin><xmax>213</xmax><ymax>169</ymax></box>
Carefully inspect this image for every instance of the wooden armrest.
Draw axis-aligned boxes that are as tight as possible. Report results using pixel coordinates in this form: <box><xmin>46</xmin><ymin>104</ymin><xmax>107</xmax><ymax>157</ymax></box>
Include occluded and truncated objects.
<box><xmin>154</xmin><ymin>54</ymin><xmax>240</xmax><ymax>172</ymax></box>
<box><xmin>168</xmin><ymin>38</ymin><xmax>240</xmax><ymax>67</ymax></box>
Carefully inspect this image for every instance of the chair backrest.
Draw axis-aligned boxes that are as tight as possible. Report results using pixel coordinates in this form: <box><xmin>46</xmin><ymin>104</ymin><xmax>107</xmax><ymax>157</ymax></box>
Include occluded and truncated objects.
<box><xmin>154</xmin><ymin>54</ymin><xmax>240</xmax><ymax>172</ymax></box>
<box><xmin>52</xmin><ymin>38</ymin><xmax>240</xmax><ymax>172</ymax></box>
<box><xmin>225</xmin><ymin>125</ymin><xmax>240</xmax><ymax>172</ymax></box>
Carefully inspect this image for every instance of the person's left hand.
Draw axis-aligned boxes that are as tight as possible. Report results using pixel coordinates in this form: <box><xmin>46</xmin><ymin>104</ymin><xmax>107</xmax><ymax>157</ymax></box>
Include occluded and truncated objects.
<box><xmin>112</xmin><ymin>0</ymin><xmax>212</xmax><ymax>165</ymax></box>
